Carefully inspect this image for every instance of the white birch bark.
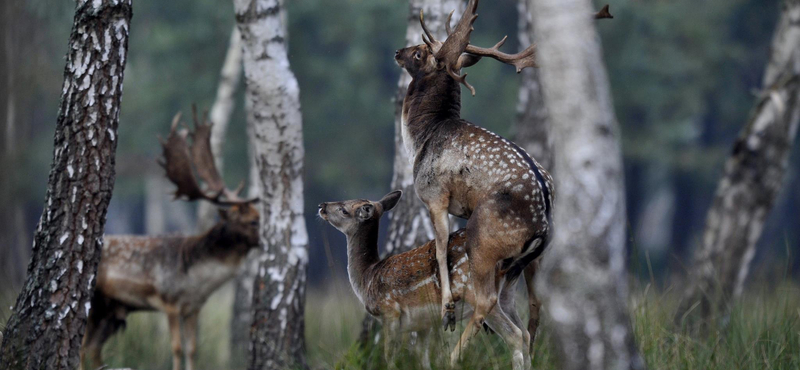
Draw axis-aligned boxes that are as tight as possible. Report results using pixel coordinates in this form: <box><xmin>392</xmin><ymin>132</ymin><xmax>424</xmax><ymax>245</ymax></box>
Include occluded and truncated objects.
<box><xmin>197</xmin><ymin>26</ymin><xmax>243</xmax><ymax>231</ymax></box>
<box><xmin>512</xmin><ymin>0</ymin><xmax>552</xmax><ymax>171</ymax></box>
<box><xmin>385</xmin><ymin>0</ymin><xmax>464</xmax><ymax>256</ymax></box>
<box><xmin>528</xmin><ymin>0</ymin><xmax>645</xmax><ymax>368</ymax></box>
<box><xmin>356</xmin><ymin>0</ymin><xmax>465</xmax><ymax>345</ymax></box>
<box><xmin>233</xmin><ymin>0</ymin><xmax>309</xmax><ymax>368</ymax></box>
<box><xmin>677</xmin><ymin>0</ymin><xmax>800</xmax><ymax>324</ymax></box>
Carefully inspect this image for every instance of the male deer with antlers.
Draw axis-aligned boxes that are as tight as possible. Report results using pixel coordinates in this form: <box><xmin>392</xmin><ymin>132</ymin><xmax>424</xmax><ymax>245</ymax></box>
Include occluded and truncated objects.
<box><xmin>79</xmin><ymin>109</ymin><xmax>259</xmax><ymax>370</ymax></box>
<box><xmin>394</xmin><ymin>0</ymin><xmax>553</xmax><ymax>356</ymax></box>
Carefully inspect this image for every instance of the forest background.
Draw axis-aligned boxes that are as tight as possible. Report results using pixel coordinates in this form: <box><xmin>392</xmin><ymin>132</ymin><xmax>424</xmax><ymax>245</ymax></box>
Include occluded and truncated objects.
<box><xmin>1</xmin><ymin>1</ymin><xmax>799</xmax><ymax>365</ymax></box>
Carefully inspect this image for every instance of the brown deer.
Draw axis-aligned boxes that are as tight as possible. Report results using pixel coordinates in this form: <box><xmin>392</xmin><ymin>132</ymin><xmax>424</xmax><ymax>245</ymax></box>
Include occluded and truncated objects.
<box><xmin>80</xmin><ymin>110</ymin><xmax>259</xmax><ymax>370</ymax></box>
<box><xmin>319</xmin><ymin>191</ymin><xmax>534</xmax><ymax>370</ymax></box>
<box><xmin>393</xmin><ymin>1</ymin><xmax>553</xmax><ymax>355</ymax></box>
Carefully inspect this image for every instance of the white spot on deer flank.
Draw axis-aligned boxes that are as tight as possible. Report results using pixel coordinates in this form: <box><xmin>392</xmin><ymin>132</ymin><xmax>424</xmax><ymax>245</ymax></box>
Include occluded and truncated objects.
<box><xmin>60</xmin><ymin>233</ymin><xmax>70</xmax><ymax>245</ymax></box>
<box><xmin>67</xmin><ymin>165</ymin><xmax>74</xmax><ymax>178</ymax></box>
<box><xmin>77</xmin><ymin>235</ymin><xmax>85</xmax><ymax>245</ymax></box>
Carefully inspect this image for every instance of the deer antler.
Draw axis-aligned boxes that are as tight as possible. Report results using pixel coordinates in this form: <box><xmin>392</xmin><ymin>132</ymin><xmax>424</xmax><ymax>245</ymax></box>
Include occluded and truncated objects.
<box><xmin>463</xmin><ymin>37</ymin><xmax>537</xmax><ymax>73</ymax></box>
<box><xmin>594</xmin><ymin>4</ymin><xmax>614</xmax><ymax>19</ymax></box>
<box><xmin>159</xmin><ymin>107</ymin><xmax>254</xmax><ymax>205</ymax></box>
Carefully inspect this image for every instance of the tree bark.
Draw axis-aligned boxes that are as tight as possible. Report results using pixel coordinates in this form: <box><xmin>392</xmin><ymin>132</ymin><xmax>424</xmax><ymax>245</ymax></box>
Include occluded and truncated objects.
<box><xmin>385</xmin><ymin>0</ymin><xmax>464</xmax><ymax>255</ymax></box>
<box><xmin>512</xmin><ymin>0</ymin><xmax>552</xmax><ymax>171</ymax></box>
<box><xmin>196</xmin><ymin>26</ymin><xmax>243</xmax><ymax>231</ymax></box>
<box><xmin>356</xmin><ymin>0</ymin><xmax>465</xmax><ymax>345</ymax></box>
<box><xmin>528</xmin><ymin>0</ymin><xmax>645</xmax><ymax>369</ymax></box>
<box><xmin>230</xmin><ymin>101</ymin><xmax>261</xmax><ymax>370</ymax></box>
<box><xmin>233</xmin><ymin>1</ymin><xmax>310</xmax><ymax>369</ymax></box>
<box><xmin>676</xmin><ymin>0</ymin><xmax>800</xmax><ymax>325</ymax></box>
<box><xmin>0</xmin><ymin>1</ymin><xmax>131</xmax><ymax>369</ymax></box>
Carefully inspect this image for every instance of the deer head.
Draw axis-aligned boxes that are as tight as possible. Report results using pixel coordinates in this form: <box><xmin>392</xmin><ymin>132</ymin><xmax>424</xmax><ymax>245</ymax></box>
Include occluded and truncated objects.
<box><xmin>159</xmin><ymin>105</ymin><xmax>260</xmax><ymax>244</ymax></box>
<box><xmin>394</xmin><ymin>0</ymin><xmax>537</xmax><ymax>96</ymax></box>
<box><xmin>318</xmin><ymin>191</ymin><xmax>402</xmax><ymax>235</ymax></box>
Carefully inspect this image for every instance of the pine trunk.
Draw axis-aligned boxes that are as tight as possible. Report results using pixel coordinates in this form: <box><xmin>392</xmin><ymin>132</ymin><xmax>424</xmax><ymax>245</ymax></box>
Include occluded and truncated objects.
<box><xmin>0</xmin><ymin>1</ymin><xmax>131</xmax><ymax>369</ymax></box>
<box><xmin>233</xmin><ymin>0</ymin><xmax>310</xmax><ymax>369</ymax></box>
<box><xmin>196</xmin><ymin>26</ymin><xmax>243</xmax><ymax>232</ymax></box>
<box><xmin>676</xmin><ymin>0</ymin><xmax>800</xmax><ymax>324</ymax></box>
<box><xmin>528</xmin><ymin>0</ymin><xmax>645</xmax><ymax>369</ymax></box>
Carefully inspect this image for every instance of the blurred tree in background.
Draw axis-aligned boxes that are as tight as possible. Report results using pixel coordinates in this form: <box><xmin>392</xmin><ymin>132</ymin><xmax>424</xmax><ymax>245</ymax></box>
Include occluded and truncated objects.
<box><xmin>0</xmin><ymin>0</ymin><xmax>796</xmax><ymax>298</ymax></box>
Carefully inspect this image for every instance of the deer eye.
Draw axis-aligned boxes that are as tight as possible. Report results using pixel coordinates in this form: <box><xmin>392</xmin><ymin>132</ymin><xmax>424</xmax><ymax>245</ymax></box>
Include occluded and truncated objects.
<box><xmin>340</xmin><ymin>207</ymin><xmax>349</xmax><ymax>216</ymax></box>
<box><xmin>414</xmin><ymin>51</ymin><xmax>422</xmax><ymax>60</ymax></box>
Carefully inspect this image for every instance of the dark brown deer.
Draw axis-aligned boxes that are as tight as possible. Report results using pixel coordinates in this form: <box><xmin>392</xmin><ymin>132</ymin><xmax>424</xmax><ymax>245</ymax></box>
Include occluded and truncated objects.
<box><xmin>393</xmin><ymin>0</ymin><xmax>554</xmax><ymax>354</ymax></box>
<box><xmin>80</xmin><ymin>110</ymin><xmax>259</xmax><ymax>370</ymax></box>
<box><xmin>319</xmin><ymin>191</ymin><xmax>534</xmax><ymax>370</ymax></box>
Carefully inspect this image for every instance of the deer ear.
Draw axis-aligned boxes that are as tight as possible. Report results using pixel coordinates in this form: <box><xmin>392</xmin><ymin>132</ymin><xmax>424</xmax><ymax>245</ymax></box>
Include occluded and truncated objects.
<box><xmin>356</xmin><ymin>204</ymin><xmax>375</xmax><ymax>221</ymax></box>
<box><xmin>379</xmin><ymin>191</ymin><xmax>402</xmax><ymax>212</ymax></box>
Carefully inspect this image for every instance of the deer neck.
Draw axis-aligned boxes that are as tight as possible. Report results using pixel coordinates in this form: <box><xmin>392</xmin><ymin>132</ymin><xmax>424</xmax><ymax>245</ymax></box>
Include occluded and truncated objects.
<box><xmin>401</xmin><ymin>72</ymin><xmax>462</xmax><ymax>157</ymax></box>
<box><xmin>343</xmin><ymin>222</ymin><xmax>381</xmax><ymax>305</ymax></box>
<box><xmin>181</xmin><ymin>224</ymin><xmax>251</xmax><ymax>270</ymax></box>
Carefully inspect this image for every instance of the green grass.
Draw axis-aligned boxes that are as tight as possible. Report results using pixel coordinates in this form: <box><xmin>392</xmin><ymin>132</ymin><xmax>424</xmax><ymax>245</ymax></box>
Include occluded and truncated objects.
<box><xmin>2</xmin><ymin>279</ymin><xmax>799</xmax><ymax>369</ymax></box>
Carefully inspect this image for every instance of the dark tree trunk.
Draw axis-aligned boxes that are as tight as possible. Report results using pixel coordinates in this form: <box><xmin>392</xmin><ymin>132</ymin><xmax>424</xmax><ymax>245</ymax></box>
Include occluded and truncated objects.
<box><xmin>528</xmin><ymin>0</ymin><xmax>645</xmax><ymax>369</ymax></box>
<box><xmin>0</xmin><ymin>1</ymin><xmax>131</xmax><ymax>369</ymax></box>
<box><xmin>234</xmin><ymin>0</ymin><xmax>310</xmax><ymax>369</ymax></box>
<box><xmin>676</xmin><ymin>0</ymin><xmax>800</xmax><ymax>325</ymax></box>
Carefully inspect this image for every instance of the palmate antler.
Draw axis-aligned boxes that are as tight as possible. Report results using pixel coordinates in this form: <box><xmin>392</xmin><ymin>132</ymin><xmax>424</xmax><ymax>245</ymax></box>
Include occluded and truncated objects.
<box><xmin>420</xmin><ymin>1</ymin><xmax>613</xmax><ymax>96</ymax></box>
<box><xmin>158</xmin><ymin>105</ymin><xmax>252</xmax><ymax>206</ymax></box>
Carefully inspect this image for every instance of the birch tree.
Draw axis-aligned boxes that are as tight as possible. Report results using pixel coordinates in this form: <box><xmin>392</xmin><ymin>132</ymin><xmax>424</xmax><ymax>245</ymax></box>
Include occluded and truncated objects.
<box><xmin>676</xmin><ymin>0</ymin><xmax>800</xmax><ymax>325</ymax></box>
<box><xmin>197</xmin><ymin>26</ymin><xmax>243</xmax><ymax>231</ymax></box>
<box><xmin>233</xmin><ymin>0</ymin><xmax>309</xmax><ymax>369</ymax></box>
<box><xmin>385</xmin><ymin>0</ymin><xmax>464</xmax><ymax>255</ymax></box>
<box><xmin>0</xmin><ymin>0</ymin><xmax>132</xmax><ymax>368</ymax></box>
<box><xmin>513</xmin><ymin>0</ymin><xmax>551</xmax><ymax>171</ymax></box>
<box><xmin>356</xmin><ymin>0</ymin><xmax>465</xmax><ymax>344</ymax></box>
<box><xmin>528</xmin><ymin>0</ymin><xmax>645</xmax><ymax>368</ymax></box>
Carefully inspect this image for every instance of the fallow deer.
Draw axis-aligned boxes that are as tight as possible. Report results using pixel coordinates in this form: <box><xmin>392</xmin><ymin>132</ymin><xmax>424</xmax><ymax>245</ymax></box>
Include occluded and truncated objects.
<box><xmin>393</xmin><ymin>1</ymin><xmax>553</xmax><ymax>356</ymax></box>
<box><xmin>80</xmin><ymin>109</ymin><xmax>259</xmax><ymax>370</ymax></box>
<box><xmin>319</xmin><ymin>191</ymin><xmax>534</xmax><ymax>370</ymax></box>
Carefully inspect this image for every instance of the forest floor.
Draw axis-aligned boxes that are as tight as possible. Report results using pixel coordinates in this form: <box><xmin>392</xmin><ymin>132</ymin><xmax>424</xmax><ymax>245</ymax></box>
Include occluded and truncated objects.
<box><xmin>1</xmin><ymin>277</ymin><xmax>799</xmax><ymax>369</ymax></box>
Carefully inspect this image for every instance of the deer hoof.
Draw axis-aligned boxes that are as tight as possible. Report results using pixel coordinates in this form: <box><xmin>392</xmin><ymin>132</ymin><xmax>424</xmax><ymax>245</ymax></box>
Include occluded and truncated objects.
<box><xmin>442</xmin><ymin>303</ymin><xmax>456</xmax><ymax>331</ymax></box>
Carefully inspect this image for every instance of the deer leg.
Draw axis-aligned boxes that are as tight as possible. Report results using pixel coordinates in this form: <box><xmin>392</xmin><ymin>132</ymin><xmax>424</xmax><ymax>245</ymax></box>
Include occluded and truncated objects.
<box><xmin>449</xmin><ymin>316</ymin><xmax>481</xmax><ymax>366</ymax></box>
<box><xmin>81</xmin><ymin>298</ymin><xmax>126</xmax><ymax>370</ymax></box>
<box><xmin>80</xmin><ymin>309</ymin><xmax>103</xmax><ymax>370</ymax></box>
<box><xmin>382</xmin><ymin>319</ymin><xmax>400</xmax><ymax>369</ymax></box>
<box><xmin>483</xmin><ymin>305</ymin><xmax>530</xmax><ymax>370</ymax></box>
<box><xmin>414</xmin><ymin>329</ymin><xmax>432</xmax><ymax>370</ymax></box>
<box><xmin>429</xmin><ymin>205</ymin><xmax>456</xmax><ymax>331</ymax></box>
<box><xmin>500</xmin><ymin>278</ymin><xmax>530</xmax><ymax>354</ymax></box>
<box><xmin>183</xmin><ymin>312</ymin><xmax>199</xmax><ymax>370</ymax></box>
<box><xmin>524</xmin><ymin>259</ymin><xmax>541</xmax><ymax>355</ymax></box>
<box><xmin>167</xmin><ymin>312</ymin><xmax>183</xmax><ymax>370</ymax></box>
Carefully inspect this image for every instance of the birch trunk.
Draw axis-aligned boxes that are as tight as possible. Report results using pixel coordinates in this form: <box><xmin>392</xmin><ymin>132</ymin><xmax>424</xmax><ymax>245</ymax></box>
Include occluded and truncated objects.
<box><xmin>512</xmin><ymin>0</ymin><xmax>552</xmax><ymax>171</ymax></box>
<box><xmin>196</xmin><ymin>26</ymin><xmax>243</xmax><ymax>231</ymax></box>
<box><xmin>385</xmin><ymin>0</ymin><xmax>464</xmax><ymax>255</ymax></box>
<box><xmin>356</xmin><ymin>0</ymin><xmax>465</xmax><ymax>345</ymax></box>
<box><xmin>0</xmin><ymin>1</ymin><xmax>131</xmax><ymax>369</ymax></box>
<box><xmin>229</xmin><ymin>115</ymin><xmax>260</xmax><ymax>368</ymax></box>
<box><xmin>677</xmin><ymin>0</ymin><xmax>800</xmax><ymax>324</ymax></box>
<box><xmin>528</xmin><ymin>0</ymin><xmax>644</xmax><ymax>369</ymax></box>
<box><xmin>233</xmin><ymin>1</ymin><xmax>309</xmax><ymax>369</ymax></box>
